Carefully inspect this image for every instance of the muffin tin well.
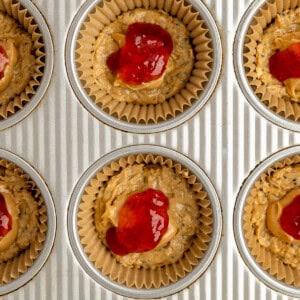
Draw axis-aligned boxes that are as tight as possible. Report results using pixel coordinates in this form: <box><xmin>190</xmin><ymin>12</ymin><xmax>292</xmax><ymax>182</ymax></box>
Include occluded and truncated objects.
<box><xmin>67</xmin><ymin>145</ymin><xmax>222</xmax><ymax>298</ymax></box>
<box><xmin>234</xmin><ymin>0</ymin><xmax>300</xmax><ymax>132</ymax></box>
<box><xmin>0</xmin><ymin>149</ymin><xmax>56</xmax><ymax>295</ymax></box>
<box><xmin>65</xmin><ymin>0</ymin><xmax>222</xmax><ymax>133</ymax></box>
<box><xmin>234</xmin><ymin>145</ymin><xmax>300</xmax><ymax>298</ymax></box>
<box><xmin>0</xmin><ymin>0</ymin><xmax>53</xmax><ymax>130</ymax></box>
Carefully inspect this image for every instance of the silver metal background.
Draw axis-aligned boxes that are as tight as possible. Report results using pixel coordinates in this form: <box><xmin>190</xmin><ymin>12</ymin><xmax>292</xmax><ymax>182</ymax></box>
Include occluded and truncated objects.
<box><xmin>0</xmin><ymin>0</ymin><xmax>298</xmax><ymax>299</ymax></box>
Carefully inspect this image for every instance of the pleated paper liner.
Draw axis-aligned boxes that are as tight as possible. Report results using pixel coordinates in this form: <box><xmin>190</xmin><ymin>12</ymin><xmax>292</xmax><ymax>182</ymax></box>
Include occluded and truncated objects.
<box><xmin>0</xmin><ymin>158</ymin><xmax>47</xmax><ymax>284</ymax></box>
<box><xmin>244</xmin><ymin>0</ymin><xmax>300</xmax><ymax>121</ymax></box>
<box><xmin>243</xmin><ymin>154</ymin><xmax>300</xmax><ymax>287</ymax></box>
<box><xmin>75</xmin><ymin>0</ymin><xmax>213</xmax><ymax>124</ymax></box>
<box><xmin>0</xmin><ymin>0</ymin><xmax>45</xmax><ymax>120</ymax></box>
<box><xmin>77</xmin><ymin>153</ymin><xmax>213</xmax><ymax>289</ymax></box>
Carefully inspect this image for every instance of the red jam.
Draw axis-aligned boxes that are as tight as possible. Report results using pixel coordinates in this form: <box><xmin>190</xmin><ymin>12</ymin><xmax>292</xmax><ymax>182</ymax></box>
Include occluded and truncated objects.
<box><xmin>0</xmin><ymin>46</ymin><xmax>8</xmax><ymax>80</ymax></box>
<box><xmin>280</xmin><ymin>194</ymin><xmax>300</xmax><ymax>240</ymax></box>
<box><xmin>106</xmin><ymin>22</ymin><xmax>173</xmax><ymax>85</ymax></box>
<box><xmin>269</xmin><ymin>42</ymin><xmax>300</xmax><ymax>82</ymax></box>
<box><xmin>106</xmin><ymin>188</ymin><xmax>169</xmax><ymax>255</ymax></box>
<box><xmin>0</xmin><ymin>193</ymin><xmax>12</xmax><ymax>237</ymax></box>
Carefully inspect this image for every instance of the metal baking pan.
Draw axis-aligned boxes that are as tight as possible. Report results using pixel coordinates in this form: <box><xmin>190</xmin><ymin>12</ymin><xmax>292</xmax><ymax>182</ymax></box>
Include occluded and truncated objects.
<box><xmin>0</xmin><ymin>0</ymin><xmax>298</xmax><ymax>299</ymax></box>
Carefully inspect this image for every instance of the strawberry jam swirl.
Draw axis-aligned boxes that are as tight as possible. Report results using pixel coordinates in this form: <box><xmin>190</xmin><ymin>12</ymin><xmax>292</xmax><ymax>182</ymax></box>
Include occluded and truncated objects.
<box><xmin>269</xmin><ymin>42</ymin><xmax>300</xmax><ymax>82</ymax></box>
<box><xmin>0</xmin><ymin>193</ymin><xmax>12</xmax><ymax>237</ymax></box>
<box><xmin>279</xmin><ymin>194</ymin><xmax>300</xmax><ymax>240</ymax></box>
<box><xmin>0</xmin><ymin>46</ymin><xmax>8</xmax><ymax>80</ymax></box>
<box><xmin>106</xmin><ymin>188</ymin><xmax>169</xmax><ymax>255</ymax></box>
<box><xmin>106</xmin><ymin>22</ymin><xmax>173</xmax><ymax>85</ymax></box>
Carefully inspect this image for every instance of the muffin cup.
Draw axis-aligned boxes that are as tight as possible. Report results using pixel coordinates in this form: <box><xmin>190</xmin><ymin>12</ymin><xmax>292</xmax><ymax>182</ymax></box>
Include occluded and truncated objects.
<box><xmin>0</xmin><ymin>0</ymin><xmax>53</xmax><ymax>130</ymax></box>
<box><xmin>234</xmin><ymin>145</ymin><xmax>300</xmax><ymax>298</ymax></box>
<box><xmin>234</xmin><ymin>0</ymin><xmax>300</xmax><ymax>132</ymax></box>
<box><xmin>0</xmin><ymin>149</ymin><xmax>56</xmax><ymax>295</ymax></box>
<box><xmin>68</xmin><ymin>145</ymin><xmax>222</xmax><ymax>298</ymax></box>
<box><xmin>65</xmin><ymin>0</ymin><xmax>222</xmax><ymax>133</ymax></box>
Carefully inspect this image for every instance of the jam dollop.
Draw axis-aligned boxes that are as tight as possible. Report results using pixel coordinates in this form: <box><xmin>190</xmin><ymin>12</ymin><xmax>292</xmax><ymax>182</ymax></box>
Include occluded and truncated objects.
<box><xmin>0</xmin><ymin>193</ymin><xmax>12</xmax><ymax>237</ymax></box>
<box><xmin>269</xmin><ymin>42</ymin><xmax>300</xmax><ymax>82</ymax></box>
<box><xmin>0</xmin><ymin>46</ymin><xmax>8</xmax><ymax>80</ymax></box>
<box><xmin>106</xmin><ymin>22</ymin><xmax>173</xmax><ymax>85</ymax></box>
<box><xmin>280</xmin><ymin>194</ymin><xmax>300</xmax><ymax>240</ymax></box>
<box><xmin>106</xmin><ymin>188</ymin><xmax>169</xmax><ymax>255</ymax></box>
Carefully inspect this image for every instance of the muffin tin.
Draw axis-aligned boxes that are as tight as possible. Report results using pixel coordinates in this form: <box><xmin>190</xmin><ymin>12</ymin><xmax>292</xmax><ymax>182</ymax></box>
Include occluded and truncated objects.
<box><xmin>1</xmin><ymin>0</ymin><xmax>300</xmax><ymax>299</ymax></box>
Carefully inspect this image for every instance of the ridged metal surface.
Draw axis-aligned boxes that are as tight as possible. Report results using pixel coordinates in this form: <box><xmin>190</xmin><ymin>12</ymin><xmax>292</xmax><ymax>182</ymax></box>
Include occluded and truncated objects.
<box><xmin>0</xmin><ymin>0</ymin><xmax>299</xmax><ymax>299</ymax></box>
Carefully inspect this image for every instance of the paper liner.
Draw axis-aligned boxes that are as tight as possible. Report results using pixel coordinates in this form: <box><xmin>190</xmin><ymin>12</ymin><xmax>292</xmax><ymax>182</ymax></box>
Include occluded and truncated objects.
<box><xmin>243</xmin><ymin>154</ymin><xmax>300</xmax><ymax>287</ymax></box>
<box><xmin>75</xmin><ymin>0</ymin><xmax>213</xmax><ymax>124</ymax></box>
<box><xmin>77</xmin><ymin>153</ymin><xmax>213</xmax><ymax>289</ymax></box>
<box><xmin>244</xmin><ymin>0</ymin><xmax>300</xmax><ymax>121</ymax></box>
<box><xmin>0</xmin><ymin>0</ymin><xmax>45</xmax><ymax>120</ymax></box>
<box><xmin>0</xmin><ymin>158</ymin><xmax>47</xmax><ymax>284</ymax></box>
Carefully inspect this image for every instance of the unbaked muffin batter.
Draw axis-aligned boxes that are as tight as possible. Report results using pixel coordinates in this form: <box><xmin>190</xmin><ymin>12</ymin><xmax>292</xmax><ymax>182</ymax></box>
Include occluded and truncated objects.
<box><xmin>0</xmin><ymin>12</ymin><xmax>35</xmax><ymax>106</ymax></box>
<box><xmin>0</xmin><ymin>166</ymin><xmax>38</xmax><ymax>262</ymax></box>
<box><xmin>94</xmin><ymin>164</ymin><xmax>199</xmax><ymax>268</ymax></box>
<box><xmin>93</xmin><ymin>8</ymin><xmax>194</xmax><ymax>105</ymax></box>
<box><xmin>249</xmin><ymin>165</ymin><xmax>300</xmax><ymax>269</ymax></box>
<box><xmin>256</xmin><ymin>8</ymin><xmax>300</xmax><ymax>102</ymax></box>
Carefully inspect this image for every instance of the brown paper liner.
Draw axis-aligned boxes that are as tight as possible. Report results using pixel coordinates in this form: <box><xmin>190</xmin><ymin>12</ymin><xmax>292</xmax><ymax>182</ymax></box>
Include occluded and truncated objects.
<box><xmin>243</xmin><ymin>154</ymin><xmax>300</xmax><ymax>287</ymax></box>
<box><xmin>77</xmin><ymin>153</ymin><xmax>213</xmax><ymax>288</ymax></box>
<box><xmin>75</xmin><ymin>0</ymin><xmax>213</xmax><ymax>124</ymax></box>
<box><xmin>0</xmin><ymin>0</ymin><xmax>45</xmax><ymax>120</ymax></box>
<box><xmin>244</xmin><ymin>0</ymin><xmax>300</xmax><ymax>121</ymax></box>
<box><xmin>0</xmin><ymin>158</ymin><xmax>47</xmax><ymax>284</ymax></box>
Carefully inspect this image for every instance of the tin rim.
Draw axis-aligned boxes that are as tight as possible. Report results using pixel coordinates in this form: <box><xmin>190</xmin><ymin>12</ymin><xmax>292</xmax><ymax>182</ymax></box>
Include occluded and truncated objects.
<box><xmin>0</xmin><ymin>0</ymin><xmax>54</xmax><ymax>131</ymax></box>
<box><xmin>233</xmin><ymin>0</ymin><xmax>300</xmax><ymax>132</ymax></box>
<box><xmin>0</xmin><ymin>149</ymin><xmax>56</xmax><ymax>295</ymax></box>
<box><xmin>67</xmin><ymin>145</ymin><xmax>222</xmax><ymax>298</ymax></box>
<box><xmin>234</xmin><ymin>145</ymin><xmax>300</xmax><ymax>298</ymax></box>
<box><xmin>65</xmin><ymin>0</ymin><xmax>222</xmax><ymax>134</ymax></box>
